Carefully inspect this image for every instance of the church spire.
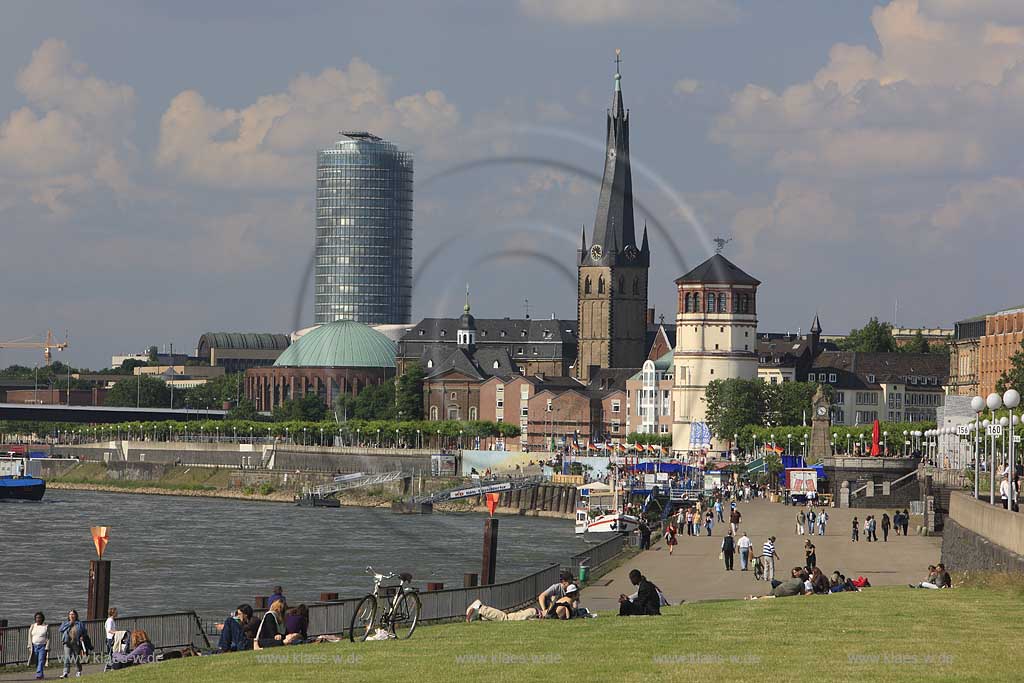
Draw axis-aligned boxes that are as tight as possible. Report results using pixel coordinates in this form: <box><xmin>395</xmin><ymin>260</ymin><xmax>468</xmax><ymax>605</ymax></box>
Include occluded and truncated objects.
<box><xmin>584</xmin><ymin>48</ymin><xmax>642</xmax><ymax>267</ymax></box>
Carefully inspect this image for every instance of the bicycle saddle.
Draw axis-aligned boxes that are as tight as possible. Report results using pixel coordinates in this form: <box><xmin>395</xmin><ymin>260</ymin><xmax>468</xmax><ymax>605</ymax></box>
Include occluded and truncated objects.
<box><xmin>400</xmin><ymin>572</ymin><xmax>413</xmax><ymax>582</ymax></box>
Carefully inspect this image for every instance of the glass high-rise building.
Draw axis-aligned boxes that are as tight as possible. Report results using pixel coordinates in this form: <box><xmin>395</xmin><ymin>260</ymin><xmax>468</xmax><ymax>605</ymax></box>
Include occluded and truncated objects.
<box><xmin>314</xmin><ymin>131</ymin><xmax>413</xmax><ymax>325</ymax></box>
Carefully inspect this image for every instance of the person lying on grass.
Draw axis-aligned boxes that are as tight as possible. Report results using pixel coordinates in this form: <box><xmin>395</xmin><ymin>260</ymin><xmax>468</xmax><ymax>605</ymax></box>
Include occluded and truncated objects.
<box><xmin>746</xmin><ymin>567</ymin><xmax>812</xmax><ymax>599</ymax></box>
<box><xmin>466</xmin><ymin>584</ymin><xmax>587</xmax><ymax>621</ymax></box>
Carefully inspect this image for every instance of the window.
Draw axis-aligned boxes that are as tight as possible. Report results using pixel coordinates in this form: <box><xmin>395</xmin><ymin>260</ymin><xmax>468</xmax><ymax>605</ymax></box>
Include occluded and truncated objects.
<box><xmin>426</xmin><ymin>359</ymin><xmax>433</xmax><ymax>369</ymax></box>
<box><xmin>521</xmin><ymin>405</ymin><xmax>529</xmax><ymax>417</ymax></box>
<box><xmin>854</xmin><ymin>410</ymin><xmax>878</xmax><ymax>425</ymax></box>
<box><xmin>493</xmin><ymin>360</ymin><xmax>500</xmax><ymax>369</ymax></box>
<box><xmin>439</xmin><ymin>330</ymin><xmax>446</xmax><ymax>337</ymax></box>
<box><xmin>718</xmin><ymin>293</ymin><xmax>727</xmax><ymax>313</ymax></box>
<box><xmin>611</xmin><ymin>420</ymin><xmax>620</xmax><ymax>433</ymax></box>
<box><xmin>546</xmin><ymin>398</ymin><xmax>553</xmax><ymax>412</ymax></box>
<box><xmin>831</xmin><ymin>407</ymin><xmax>845</xmax><ymax>423</ymax></box>
<box><xmin>866</xmin><ymin>374</ymin><xmax>875</xmax><ymax>384</ymax></box>
<box><xmin>598</xmin><ymin>276</ymin><xmax>605</xmax><ymax>294</ymax></box>
<box><xmin>706</xmin><ymin>293</ymin><xmax>716</xmax><ymax>313</ymax></box>
<box><xmin>584</xmin><ymin>277</ymin><xmax>591</xmax><ymax>294</ymax></box>
<box><xmin>833</xmin><ymin>392</ymin><xmax>845</xmax><ymax>404</ymax></box>
<box><xmin>685</xmin><ymin>293</ymin><xmax>693</xmax><ymax>313</ymax></box>
<box><xmin>660</xmin><ymin>424</ymin><xmax>669</xmax><ymax>433</ymax></box>
<box><xmin>710</xmin><ymin>369</ymin><xmax>714</xmax><ymax>375</ymax></box>
<box><xmin>496</xmin><ymin>397</ymin><xmax>504</xmax><ymax>408</ymax></box>
<box><xmin>771</xmin><ymin>376</ymin><xmax>778</xmax><ymax>384</ymax></box>
<box><xmin>469</xmin><ymin>407</ymin><xmax>477</xmax><ymax>420</ymax></box>
<box><xmin>829</xmin><ymin>373</ymin><xmax>837</xmax><ymax>383</ymax></box>
<box><xmin>612</xmin><ymin>400</ymin><xmax>621</xmax><ymax>413</ymax></box>
<box><xmin>808</xmin><ymin>373</ymin><xmax>815</xmax><ymax>382</ymax></box>
<box><xmin>450</xmin><ymin>392</ymin><xmax>457</xmax><ymax>400</ymax></box>
<box><xmin>855</xmin><ymin>392</ymin><xmax>878</xmax><ymax>405</ymax></box>
<box><xmin>430</xmin><ymin>406</ymin><xmax>438</xmax><ymax>420</ymax></box>
<box><xmin>714</xmin><ymin>343</ymin><xmax>719</xmax><ymax>350</ymax></box>
<box><xmin>520</xmin><ymin>386</ymin><xmax>529</xmax><ymax>399</ymax></box>
<box><xmin>693</xmin><ymin>293</ymin><xmax>700</xmax><ymax>311</ymax></box>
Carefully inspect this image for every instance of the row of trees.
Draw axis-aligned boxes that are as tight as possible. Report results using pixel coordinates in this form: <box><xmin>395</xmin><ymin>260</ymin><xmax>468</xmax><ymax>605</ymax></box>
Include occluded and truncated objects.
<box><xmin>1</xmin><ymin>417</ymin><xmax>519</xmax><ymax>446</ymax></box>
<box><xmin>836</xmin><ymin>317</ymin><xmax>945</xmax><ymax>354</ymax></box>
<box><xmin>704</xmin><ymin>379</ymin><xmax>821</xmax><ymax>440</ymax></box>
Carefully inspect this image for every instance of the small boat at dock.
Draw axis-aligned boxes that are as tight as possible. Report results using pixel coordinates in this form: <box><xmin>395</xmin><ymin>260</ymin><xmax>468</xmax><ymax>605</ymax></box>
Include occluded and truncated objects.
<box><xmin>0</xmin><ymin>457</ymin><xmax>46</xmax><ymax>501</ymax></box>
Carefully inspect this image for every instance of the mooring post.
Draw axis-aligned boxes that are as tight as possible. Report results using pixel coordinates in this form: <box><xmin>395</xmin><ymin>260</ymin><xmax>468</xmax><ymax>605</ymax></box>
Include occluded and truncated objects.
<box><xmin>481</xmin><ymin>518</ymin><xmax>499</xmax><ymax>585</ymax></box>
<box><xmin>87</xmin><ymin>560</ymin><xmax>111</xmax><ymax>621</ymax></box>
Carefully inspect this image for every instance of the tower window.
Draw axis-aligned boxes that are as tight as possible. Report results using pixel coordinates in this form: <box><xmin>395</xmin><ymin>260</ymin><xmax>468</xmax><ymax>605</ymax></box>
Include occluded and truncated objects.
<box><xmin>584</xmin><ymin>276</ymin><xmax>591</xmax><ymax>295</ymax></box>
<box><xmin>598</xmin><ymin>276</ymin><xmax>605</xmax><ymax>294</ymax></box>
<box><xmin>685</xmin><ymin>293</ymin><xmax>693</xmax><ymax>313</ymax></box>
<box><xmin>706</xmin><ymin>294</ymin><xmax>715</xmax><ymax>313</ymax></box>
<box><xmin>718</xmin><ymin>293</ymin><xmax>727</xmax><ymax>313</ymax></box>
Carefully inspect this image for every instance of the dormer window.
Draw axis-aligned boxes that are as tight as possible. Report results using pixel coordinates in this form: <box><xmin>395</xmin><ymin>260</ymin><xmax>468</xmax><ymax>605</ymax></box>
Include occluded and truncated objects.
<box><xmin>866</xmin><ymin>374</ymin><xmax>875</xmax><ymax>384</ymax></box>
<box><xmin>418</xmin><ymin>329</ymin><xmax>424</xmax><ymax>336</ymax></box>
<box><xmin>440</xmin><ymin>330</ymin><xmax>446</xmax><ymax>337</ymax></box>
<box><xmin>426</xmin><ymin>360</ymin><xmax>433</xmax><ymax>369</ymax></box>
<box><xmin>493</xmin><ymin>360</ymin><xmax>500</xmax><ymax>369</ymax></box>
<box><xmin>500</xmin><ymin>330</ymin><xmax>506</xmax><ymax>337</ymax></box>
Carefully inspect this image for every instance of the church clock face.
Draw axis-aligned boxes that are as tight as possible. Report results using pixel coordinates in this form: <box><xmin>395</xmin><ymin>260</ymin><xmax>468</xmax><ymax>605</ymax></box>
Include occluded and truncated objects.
<box><xmin>624</xmin><ymin>245</ymin><xmax>639</xmax><ymax>261</ymax></box>
<box><xmin>590</xmin><ymin>244</ymin><xmax>603</xmax><ymax>261</ymax></box>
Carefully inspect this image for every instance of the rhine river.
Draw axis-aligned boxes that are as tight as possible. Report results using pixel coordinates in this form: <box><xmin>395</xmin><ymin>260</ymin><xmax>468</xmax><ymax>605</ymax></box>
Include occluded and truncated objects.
<box><xmin>1</xmin><ymin>490</ymin><xmax>590</xmax><ymax>622</ymax></box>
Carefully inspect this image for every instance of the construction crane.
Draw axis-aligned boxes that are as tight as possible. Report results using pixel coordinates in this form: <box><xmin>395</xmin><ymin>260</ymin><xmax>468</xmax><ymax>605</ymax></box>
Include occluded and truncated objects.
<box><xmin>0</xmin><ymin>330</ymin><xmax>69</xmax><ymax>365</ymax></box>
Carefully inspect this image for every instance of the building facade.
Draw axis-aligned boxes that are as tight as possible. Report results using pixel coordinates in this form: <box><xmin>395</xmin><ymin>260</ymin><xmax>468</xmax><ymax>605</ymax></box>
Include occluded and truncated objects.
<box><xmin>625</xmin><ymin>351</ymin><xmax>674</xmax><ymax>436</ymax></box>
<box><xmin>809</xmin><ymin>352</ymin><xmax>949</xmax><ymax>426</ymax></box>
<box><xmin>949</xmin><ymin>315</ymin><xmax>985</xmax><ymax>396</ymax></box>
<box><xmin>315</xmin><ymin>132</ymin><xmax>413</xmax><ymax>325</ymax></box>
<box><xmin>196</xmin><ymin>333</ymin><xmax>290</xmax><ymax>373</ymax></box>
<box><xmin>672</xmin><ymin>255</ymin><xmax>761</xmax><ymax>453</ymax></box>
<box><xmin>978</xmin><ymin>306</ymin><xmax>1024</xmax><ymax>396</ymax></box>
<box><xmin>576</xmin><ymin>57</ymin><xmax>650</xmax><ymax>382</ymax></box>
<box><xmin>244</xmin><ymin>321</ymin><xmax>395</xmax><ymax>411</ymax></box>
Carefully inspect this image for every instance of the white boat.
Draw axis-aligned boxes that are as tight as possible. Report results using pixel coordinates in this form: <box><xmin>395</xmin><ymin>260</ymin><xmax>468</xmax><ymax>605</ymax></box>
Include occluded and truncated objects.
<box><xmin>574</xmin><ymin>456</ymin><xmax>638</xmax><ymax>534</ymax></box>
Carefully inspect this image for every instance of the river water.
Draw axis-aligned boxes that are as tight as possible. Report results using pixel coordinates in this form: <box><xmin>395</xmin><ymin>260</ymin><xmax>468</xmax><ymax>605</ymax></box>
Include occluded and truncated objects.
<box><xmin>0</xmin><ymin>490</ymin><xmax>589</xmax><ymax>623</ymax></box>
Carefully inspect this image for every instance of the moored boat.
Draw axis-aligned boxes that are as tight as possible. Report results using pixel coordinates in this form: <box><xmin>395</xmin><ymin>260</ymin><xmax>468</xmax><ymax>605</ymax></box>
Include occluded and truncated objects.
<box><xmin>0</xmin><ymin>457</ymin><xmax>45</xmax><ymax>502</ymax></box>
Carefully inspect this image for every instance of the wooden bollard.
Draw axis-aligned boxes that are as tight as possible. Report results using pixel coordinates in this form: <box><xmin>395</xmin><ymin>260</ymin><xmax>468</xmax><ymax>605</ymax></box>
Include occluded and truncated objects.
<box><xmin>464</xmin><ymin>573</ymin><xmax>478</xmax><ymax>588</ymax></box>
<box><xmin>254</xmin><ymin>595</ymin><xmax>268</xmax><ymax>610</ymax></box>
<box><xmin>320</xmin><ymin>592</ymin><xmax>338</xmax><ymax>602</ymax></box>
<box><xmin>426</xmin><ymin>582</ymin><xmax>444</xmax><ymax>591</ymax></box>
<box><xmin>481</xmin><ymin>517</ymin><xmax>499</xmax><ymax>585</ymax></box>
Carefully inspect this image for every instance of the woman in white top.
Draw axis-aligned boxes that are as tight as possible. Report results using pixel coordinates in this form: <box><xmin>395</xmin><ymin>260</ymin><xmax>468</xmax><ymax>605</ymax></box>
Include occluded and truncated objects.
<box><xmin>104</xmin><ymin>607</ymin><xmax>118</xmax><ymax>671</ymax></box>
<box><xmin>28</xmin><ymin>612</ymin><xmax>48</xmax><ymax>680</ymax></box>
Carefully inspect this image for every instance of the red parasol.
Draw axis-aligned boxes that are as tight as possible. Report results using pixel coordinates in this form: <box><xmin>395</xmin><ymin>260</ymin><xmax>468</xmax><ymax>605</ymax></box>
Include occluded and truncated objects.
<box><xmin>871</xmin><ymin>420</ymin><xmax>881</xmax><ymax>456</ymax></box>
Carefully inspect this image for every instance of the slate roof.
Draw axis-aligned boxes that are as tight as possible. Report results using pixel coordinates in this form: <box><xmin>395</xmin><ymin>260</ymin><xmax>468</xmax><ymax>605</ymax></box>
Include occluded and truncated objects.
<box><xmin>424</xmin><ymin>346</ymin><xmax>517</xmax><ymax>381</ymax></box>
<box><xmin>811</xmin><ymin>352</ymin><xmax>949</xmax><ymax>390</ymax></box>
<box><xmin>675</xmin><ymin>254</ymin><xmax>760</xmax><ymax>286</ymax></box>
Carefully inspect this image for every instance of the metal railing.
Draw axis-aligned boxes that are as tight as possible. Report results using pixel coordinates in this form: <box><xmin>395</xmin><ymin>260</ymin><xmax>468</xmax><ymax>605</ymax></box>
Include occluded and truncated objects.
<box><xmin>0</xmin><ymin>611</ymin><xmax>208</xmax><ymax>667</ymax></box>
<box><xmin>304</xmin><ymin>564</ymin><xmax>562</xmax><ymax>637</ymax></box>
<box><xmin>569</xmin><ymin>533</ymin><xmax>629</xmax><ymax>573</ymax></box>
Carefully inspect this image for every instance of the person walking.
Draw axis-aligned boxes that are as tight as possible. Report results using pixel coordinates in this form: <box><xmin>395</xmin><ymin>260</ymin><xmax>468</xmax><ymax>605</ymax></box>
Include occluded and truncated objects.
<box><xmin>664</xmin><ymin>522</ymin><xmax>678</xmax><ymax>556</ymax></box>
<box><xmin>817</xmin><ymin>510</ymin><xmax>828</xmax><ymax>536</ymax></box>
<box><xmin>806</xmin><ymin>508</ymin><xmax>816</xmax><ymax>537</ymax></box>
<box><xmin>704</xmin><ymin>510</ymin><xmax>714</xmax><ymax>537</ymax></box>
<box><xmin>881</xmin><ymin>513</ymin><xmax>891</xmax><ymax>542</ymax></box>
<box><xmin>761</xmin><ymin>536</ymin><xmax>779</xmax><ymax>582</ymax></box>
<box><xmin>722</xmin><ymin>532</ymin><xmax>736</xmax><ymax>571</ymax></box>
<box><xmin>851</xmin><ymin>517</ymin><xmax>859</xmax><ymax>542</ymax></box>
<box><xmin>796</xmin><ymin>509</ymin><xmax>806</xmax><ymax>535</ymax></box>
<box><xmin>737</xmin><ymin>532</ymin><xmax>752</xmax><ymax>570</ymax></box>
<box><xmin>901</xmin><ymin>509</ymin><xmax>910</xmax><ymax>536</ymax></box>
<box><xmin>804</xmin><ymin>539</ymin><xmax>817</xmax><ymax>573</ymax></box>
<box><xmin>730</xmin><ymin>507</ymin><xmax>742</xmax><ymax>535</ymax></box>
<box><xmin>639</xmin><ymin>519</ymin><xmax>652</xmax><ymax>550</ymax></box>
<box><xmin>59</xmin><ymin>609</ymin><xmax>91</xmax><ymax>679</ymax></box>
<box><xmin>684</xmin><ymin>508</ymin><xmax>694</xmax><ymax>536</ymax></box>
<box><xmin>715</xmin><ymin>499</ymin><xmax>724</xmax><ymax>523</ymax></box>
<box><xmin>28</xmin><ymin>612</ymin><xmax>48</xmax><ymax>680</ymax></box>
<box><xmin>869</xmin><ymin>516</ymin><xmax>878</xmax><ymax>542</ymax></box>
<box><xmin>893</xmin><ymin>510</ymin><xmax>903</xmax><ymax>536</ymax></box>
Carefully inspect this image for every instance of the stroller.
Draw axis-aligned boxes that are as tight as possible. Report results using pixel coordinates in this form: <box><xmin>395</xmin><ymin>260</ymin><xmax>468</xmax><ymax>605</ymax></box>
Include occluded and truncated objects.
<box><xmin>104</xmin><ymin>630</ymin><xmax>131</xmax><ymax>671</ymax></box>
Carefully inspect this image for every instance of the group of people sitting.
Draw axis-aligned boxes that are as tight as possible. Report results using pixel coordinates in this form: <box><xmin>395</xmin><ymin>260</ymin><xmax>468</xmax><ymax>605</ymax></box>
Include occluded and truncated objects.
<box><xmin>749</xmin><ymin>566</ymin><xmax>872</xmax><ymax>599</ymax></box>
<box><xmin>217</xmin><ymin>587</ymin><xmax>311</xmax><ymax>652</ymax></box>
<box><xmin>909</xmin><ymin>564</ymin><xmax>952</xmax><ymax>589</ymax></box>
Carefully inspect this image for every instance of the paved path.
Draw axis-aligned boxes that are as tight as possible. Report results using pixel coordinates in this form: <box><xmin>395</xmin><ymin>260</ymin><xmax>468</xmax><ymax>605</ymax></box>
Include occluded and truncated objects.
<box><xmin>583</xmin><ymin>500</ymin><xmax>941</xmax><ymax>612</ymax></box>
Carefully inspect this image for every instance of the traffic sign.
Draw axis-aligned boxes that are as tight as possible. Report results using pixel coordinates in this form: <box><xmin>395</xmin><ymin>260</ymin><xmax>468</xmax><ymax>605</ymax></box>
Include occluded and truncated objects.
<box><xmin>986</xmin><ymin>424</ymin><xmax>1003</xmax><ymax>437</ymax></box>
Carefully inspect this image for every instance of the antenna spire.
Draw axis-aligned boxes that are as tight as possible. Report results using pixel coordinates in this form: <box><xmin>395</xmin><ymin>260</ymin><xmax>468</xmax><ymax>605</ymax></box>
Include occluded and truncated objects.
<box><xmin>614</xmin><ymin>48</ymin><xmax>622</xmax><ymax>91</ymax></box>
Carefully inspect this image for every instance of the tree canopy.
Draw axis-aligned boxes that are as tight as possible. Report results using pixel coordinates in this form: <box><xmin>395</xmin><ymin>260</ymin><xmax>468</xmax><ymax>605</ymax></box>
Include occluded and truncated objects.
<box><xmin>836</xmin><ymin>317</ymin><xmax>897</xmax><ymax>353</ymax></box>
<box><xmin>104</xmin><ymin>375</ymin><xmax>173</xmax><ymax>408</ymax></box>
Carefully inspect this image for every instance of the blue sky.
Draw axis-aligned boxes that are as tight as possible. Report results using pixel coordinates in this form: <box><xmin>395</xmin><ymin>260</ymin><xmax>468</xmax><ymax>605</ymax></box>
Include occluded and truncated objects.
<box><xmin>1</xmin><ymin>1</ymin><xmax>1019</xmax><ymax>368</ymax></box>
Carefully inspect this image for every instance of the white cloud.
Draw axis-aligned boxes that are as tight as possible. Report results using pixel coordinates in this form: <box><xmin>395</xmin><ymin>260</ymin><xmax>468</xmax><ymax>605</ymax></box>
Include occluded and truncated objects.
<box><xmin>518</xmin><ymin>0</ymin><xmax>740</xmax><ymax>27</ymax></box>
<box><xmin>156</xmin><ymin>58</ymin><xmax>459</xmax><ymax>189</ymax></box>
<box><xmin>674</xmin><ymin>79</ymin><xmax>701</xmax><ymax>95</ymax></box>
<box><xmin>0</xmin><ymin>39</ymin><xmax>136</xmax><ymax>214</ymax></box>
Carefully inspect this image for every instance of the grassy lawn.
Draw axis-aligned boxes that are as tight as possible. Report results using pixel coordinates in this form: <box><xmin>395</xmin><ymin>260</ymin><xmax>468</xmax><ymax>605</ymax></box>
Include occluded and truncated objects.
<box><xmin>104</xmin><ymin>584</ymin><xmax>1023</xmax><ymax>682</ymax></box>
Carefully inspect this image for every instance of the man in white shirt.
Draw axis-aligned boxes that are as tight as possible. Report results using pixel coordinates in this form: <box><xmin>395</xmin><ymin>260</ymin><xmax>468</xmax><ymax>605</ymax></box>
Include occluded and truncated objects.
<box><xmin>1000</xmin><ymin>477</ymin><xmax>1012</xmax><ymax>509</ymax></box>
<box><xmin>737</xmin><ymin>533</ymin><xmax>753</xmax><ymax>571</ymax></box>
<box><xmin>466</xmin><ymin>571</ymin><xmax>572</xmax><ymax>621</ymax></box>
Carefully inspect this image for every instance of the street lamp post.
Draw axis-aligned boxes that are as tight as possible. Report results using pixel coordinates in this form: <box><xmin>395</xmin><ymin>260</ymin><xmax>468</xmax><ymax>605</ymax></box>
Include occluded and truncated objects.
<box><xmin>787</xmin><ymin>434</ymin><xmax>792</xmax><ymax>456</ymax></box>
<box><xmin>1004</xmin><ymin>389</ymin><xmax>1020</xmax><ymax>510</ymax></box>
<box><xmin>987</xmin><ymin>393</ymin><xmax>1002</xmax><ymax>504</ymax></box>
<box><xmin>832</xmin><ymin>433</ymin><xmax>837</xmax><ymax>454</ymax></box>
<box><xmin>883</xmin><ymin>431</ymin><xmax>888</xmax><ymax>454</ymax></box>
<box><xmin>846</xmin><ymin>433</ymin><xmax>851</xmax><ymax>454</ymax></box>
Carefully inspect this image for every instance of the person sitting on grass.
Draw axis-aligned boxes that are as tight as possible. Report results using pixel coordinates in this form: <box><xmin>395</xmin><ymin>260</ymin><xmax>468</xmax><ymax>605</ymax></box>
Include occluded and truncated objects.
<box><xmin>748</xmin><ymin>567</ymin><xmax>811</xmax><ymax>599</ymax></box>
<box><xmin>110</xmin><ymin>630</ymin><xmax>155</xmax><ymax>669</ymax></box>
<box><xmin>618</xmin><ymin>569</ymin><xmax>662</xmax><ymax>616</ymax></box>
<box><xmin>217</xmin><ymin>604</ymin><xmax>254</xmax><ymax>652</ymax></box>
<box><xmin>254</xmin><ymin>600</ymin><xmax>287</xmax><ymax>649</ymax></box>
<box><xmin>466</xmin><ymin>584</ymin><xmax>584</xmax><ymax>621</ymax></box>
<box><xmin>284</xmin><ymin>604</ymin><xmax>309</xmax><ymax>645</ymax></box>
<box><xmin>910</xmin><ymin>563</ymin><xmax>951</xmax><ymax>589</ymax></box>
<box><xmin>809</xmin><ymin>567</ymin><xmax>830</xmax><ymax>594</ymax></box>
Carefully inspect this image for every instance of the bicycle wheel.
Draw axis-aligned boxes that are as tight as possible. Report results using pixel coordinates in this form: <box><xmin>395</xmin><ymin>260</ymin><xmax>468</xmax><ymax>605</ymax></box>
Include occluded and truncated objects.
<box><xmin>753</xmin><ymin>561</ymin><xmax>764</xmax><ymax>582</ymax></box>
<box><xmin>390</xmin><ymin>591</ymin><xmax>421</xmax><ymax>640</ymax></box>
<box><xmin>349</xmin><ymin>595</ymin><xmax>378</xmax><ymax>642</ymax></box>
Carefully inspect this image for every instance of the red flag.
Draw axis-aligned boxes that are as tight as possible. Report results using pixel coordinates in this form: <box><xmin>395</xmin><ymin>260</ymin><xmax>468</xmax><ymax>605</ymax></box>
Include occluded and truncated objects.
<box><xmin>871</xmin><ymin>420</ymin><xmax>881</xmax><ymax>456</ymax></box>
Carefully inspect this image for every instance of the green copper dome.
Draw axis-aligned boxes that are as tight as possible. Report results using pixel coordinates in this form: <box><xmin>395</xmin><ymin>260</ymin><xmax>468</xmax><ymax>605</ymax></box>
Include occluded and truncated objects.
<box><xmin>273</xmin><ymin>321</ymin><xmax>396</xmax><ymax>368</ymax></box>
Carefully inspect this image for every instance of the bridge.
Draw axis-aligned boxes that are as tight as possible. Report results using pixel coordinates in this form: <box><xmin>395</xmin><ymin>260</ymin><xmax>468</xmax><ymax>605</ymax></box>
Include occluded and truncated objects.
<box><xmin>0</xmin><ymin>402</ymin><xmax>227</xmax><ymax>424</ymax></box>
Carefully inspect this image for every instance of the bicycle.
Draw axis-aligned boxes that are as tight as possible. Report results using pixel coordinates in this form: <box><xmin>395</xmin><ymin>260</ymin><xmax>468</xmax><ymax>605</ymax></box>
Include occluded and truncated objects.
<box><xmin>349</xmin><ymin>566</ymin><xmax>422</xmax><ymax>642</ymax></box>
<box><xmin>752</xmin><ymin>555</ymin><xmax>765</xmax><ymax>582</ymax></box>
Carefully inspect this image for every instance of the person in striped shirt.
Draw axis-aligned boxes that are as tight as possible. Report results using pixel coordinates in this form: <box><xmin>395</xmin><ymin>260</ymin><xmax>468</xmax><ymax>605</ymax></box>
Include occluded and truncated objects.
<box><xmin>761</xmin><ymin>536</ymin><xmax>780</xmax><ymax>582</ymax></box>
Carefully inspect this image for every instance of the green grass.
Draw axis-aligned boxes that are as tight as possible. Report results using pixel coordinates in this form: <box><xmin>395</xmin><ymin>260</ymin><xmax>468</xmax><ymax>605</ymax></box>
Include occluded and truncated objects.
<box><xmin>104</xmin><ymin>585</ymin><xmax>1023</xmax><ymax>682</ymax></box>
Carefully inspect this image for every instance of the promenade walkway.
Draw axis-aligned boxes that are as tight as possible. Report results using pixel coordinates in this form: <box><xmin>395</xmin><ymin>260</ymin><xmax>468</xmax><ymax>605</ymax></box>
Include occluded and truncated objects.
<box><xmin>583</xmin><ymin>499</ymin><xmax>941</xmax><ymax>612</ymax></box>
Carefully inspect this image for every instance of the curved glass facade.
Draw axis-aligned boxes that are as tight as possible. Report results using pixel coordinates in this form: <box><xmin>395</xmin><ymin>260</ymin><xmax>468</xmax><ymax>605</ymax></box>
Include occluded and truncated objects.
<box><xmin>314</xmin><ymin>132</ymin><xmax>413</xmax><ymax>325</ymax></box>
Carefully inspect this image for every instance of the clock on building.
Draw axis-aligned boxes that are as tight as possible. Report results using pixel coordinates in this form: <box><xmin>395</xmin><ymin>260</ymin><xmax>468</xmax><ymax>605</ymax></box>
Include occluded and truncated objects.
<box><xmin>623</xmin><ymin>244</ymin><xmax>639</xmax><ymax>261</ymax></box>
<box><xmin>817</xmin><ymin>406</ymin><xmax>828</xmax><ymax>417</ymax></box>
<box><xmin>590</xmin><ymin>244</ymin><xmax>603</xmax><ymax>261</ymax></box>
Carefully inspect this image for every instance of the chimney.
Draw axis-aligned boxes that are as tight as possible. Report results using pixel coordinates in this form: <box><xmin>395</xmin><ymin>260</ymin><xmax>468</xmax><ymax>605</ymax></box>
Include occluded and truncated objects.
<box><xmin>646</xmin><ymin>308</ymin><xmax>655</xmax><ymax>326</ymax></box>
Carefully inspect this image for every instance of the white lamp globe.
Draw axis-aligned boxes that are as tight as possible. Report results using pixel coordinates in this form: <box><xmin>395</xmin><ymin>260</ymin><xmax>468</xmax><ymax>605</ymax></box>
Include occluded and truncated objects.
<box><xmin>987</xmin><ymin>393</ymin><xmax>1003</xmax><ymax>411</ymax></box>
<box><xmin>971</xmin><ymin>396</ymin><xmax>985</xmax><ymax>413</ymax></box>
<box><xmin>1004</xmin><ymin>389</ymin><xmax>1021</xmax><ymax>410</ymax></box>
<box><xmin>1014</xmin><ymin>415</ymin><xmax>1020</xmax><ymax>426</ymax></box>
<box><xmin>983</xmin><ymin>419</ymin><xmax>990</xmax><ymax>428</ymax></box>
<box><xmin>1000</xmin><ymin>416</ymin><xmax>1009</xmax><ymax>428</ymax></box>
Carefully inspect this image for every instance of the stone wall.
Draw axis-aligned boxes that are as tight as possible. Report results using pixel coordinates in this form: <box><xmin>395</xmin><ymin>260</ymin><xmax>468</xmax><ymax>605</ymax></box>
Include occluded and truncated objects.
<box><xmin>847</xmin><ymin>479</ymin><xmax>921</xmax><ymax>509</ymax></box>
<box><xmin>941</xmin><ymin>491</ymin><xmax>1024</xmax><ymax>573</ymax></box>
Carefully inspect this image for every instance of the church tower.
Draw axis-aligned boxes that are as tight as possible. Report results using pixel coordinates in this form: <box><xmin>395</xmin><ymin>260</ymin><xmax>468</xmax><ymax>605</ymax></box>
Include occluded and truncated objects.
<box><xmin>576</xmin><ymin>51</ymin><xmax>650</xmax><ymax>382</ymax></box>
